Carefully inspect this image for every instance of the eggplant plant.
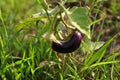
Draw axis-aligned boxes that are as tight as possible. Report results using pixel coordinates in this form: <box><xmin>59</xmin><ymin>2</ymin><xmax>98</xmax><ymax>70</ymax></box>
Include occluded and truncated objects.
<box><xmin>16</xmin><ymin>0</ymin><xmax>93</xmax><ymax>54</ymax></box>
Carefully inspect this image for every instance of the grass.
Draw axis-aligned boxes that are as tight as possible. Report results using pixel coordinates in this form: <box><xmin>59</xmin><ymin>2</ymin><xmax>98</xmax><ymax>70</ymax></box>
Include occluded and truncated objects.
<box><xmin>0</xmin><ymin>0</ymin><xmax>120</xmax><ymax>80</ymax></box>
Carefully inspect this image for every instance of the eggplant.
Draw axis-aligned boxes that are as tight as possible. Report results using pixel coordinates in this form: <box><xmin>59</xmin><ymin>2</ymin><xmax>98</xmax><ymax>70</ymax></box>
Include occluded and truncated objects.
<box><xmin>51</xmin><ymin>31</ymin><xmax>82</xmax><ymax>53</ymax></box>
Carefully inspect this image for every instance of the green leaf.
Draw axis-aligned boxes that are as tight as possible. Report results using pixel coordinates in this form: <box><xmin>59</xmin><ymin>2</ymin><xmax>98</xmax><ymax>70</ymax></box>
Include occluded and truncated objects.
<box><xmin>59</xmin><ymin>73</ymin><xmax>63</xmax><ymax>80</ymax></box>
<box><xmin>84</xmin><ymin>34</ymin><xmax>118</xmax><ymax>67</ymax></box>
<box><xmin>67</xmin><ymin>64</ymin><xmax>80</xmax><ymax>79</ymax></box>
<box><xmin>5</xmin><ymin>57</ymin><xmax>32</xmax><ymax>69</ymax></box>
<box><xmin>105</xmin><ymin>51</ymin><xmax>120</xmax><ymax>61</ymax></box>
<box><xmin>90</xmin><ymin>60</ymin><xmax>120</xmax><ymax>68</ymax></box>
<box><xmin>81</xmin><ymin>60</ymin><xmax>120</xmax><ymax>71</ymax></box>
<box><xmin>16</xmin><ymin>6</ymin><xmax>59</xmax><ymax>31</ymax></box>
<box><xmin>32</xmin><ymin>6</ymin><xmax>59</xmax><ymax>18</ymax></box>
<box><xmin>81</xmin><ymin>39</ymin><xmax>105</xmax><ymax>54</ymax></box>
<box><xmin>37</xmin><ymin>0</ymin><xmax>47</xmax><ymax>9</ymax></box>
<box><xmin>16</xmin><ymin>17</ymin><xmax>45</xmax><ymax>31</ymax></box>
<box><xmin>68</xmin><ymin>7</ymin><xmax>91</xmax><ymax>39</ymax></box>
<box><xmin>88</xmin><ymin>41</ymin><xmax>105</xmax><ymax>51</ymax></box>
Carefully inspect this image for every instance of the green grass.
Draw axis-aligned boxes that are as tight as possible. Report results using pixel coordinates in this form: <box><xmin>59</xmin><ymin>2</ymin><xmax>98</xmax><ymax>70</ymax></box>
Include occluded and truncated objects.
<box><xmin>0</xmin><ymin>0</ymin><xmax>120</xmax><ymax>80</ymax></box>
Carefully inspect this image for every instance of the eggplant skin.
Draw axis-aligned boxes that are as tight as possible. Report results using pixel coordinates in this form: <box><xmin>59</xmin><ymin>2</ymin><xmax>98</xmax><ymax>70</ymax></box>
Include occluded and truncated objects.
<box><xmin>51</xmin><ymin>31</ymin><xmax>82</xmax><ymax>53</ymax></box>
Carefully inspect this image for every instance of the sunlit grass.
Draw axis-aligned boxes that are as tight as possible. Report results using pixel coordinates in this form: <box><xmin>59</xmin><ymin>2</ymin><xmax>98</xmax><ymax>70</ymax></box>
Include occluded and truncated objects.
<box><xmin>0</xmin><ymin>0</ymin><xmax>120</xmax><ymax>80</ymax></box>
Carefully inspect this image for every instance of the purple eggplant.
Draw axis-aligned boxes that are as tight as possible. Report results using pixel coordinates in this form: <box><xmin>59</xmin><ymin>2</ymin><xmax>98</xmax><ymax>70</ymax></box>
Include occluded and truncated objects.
<box><xmin>52</xmin><ymin>31</ymin><xmax>82</xmax><ymax>53</ymax></box>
